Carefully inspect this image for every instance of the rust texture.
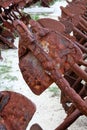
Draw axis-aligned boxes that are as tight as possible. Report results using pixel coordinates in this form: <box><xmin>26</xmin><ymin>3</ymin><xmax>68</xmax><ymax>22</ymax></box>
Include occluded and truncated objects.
<box><xmin>14</xmin><ymin>19</ymin><xmax>87</xmax><ymax>115</ymax></box>
<box><xmin>15</xmin><ymin>17</ymin><xmax>87</xmax><ymax>129</ymax></box>
<box><xmin>0</xmin><ymin>0</ymin><xmax>87</xmax><ymax>130</ymax></box>
<box><xmin>0</xmin><ymin>91</ymin><xmax>36</xmax><ymax>130</ymax></box>
<box><xmin>57</xmin><ymin>0</ymin><xmax>87</xmax><ymax>114</ymax></box>
<box><xmin>0</xmin><ymin>0</ymin><xmax>49</xmax><ymax>57</ymax></box>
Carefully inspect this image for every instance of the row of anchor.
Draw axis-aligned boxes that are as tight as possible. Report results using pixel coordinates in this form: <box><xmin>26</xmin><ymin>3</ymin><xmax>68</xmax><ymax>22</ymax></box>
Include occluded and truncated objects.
<box><xmin>0</xmin><ymin>0</ymin><xmax>51</xmax><ymax>59</ymax></box>
<box><xmin>0</xmin><ymin>0</ymin><xmax>87</xmax><ymax>130</ymax></box>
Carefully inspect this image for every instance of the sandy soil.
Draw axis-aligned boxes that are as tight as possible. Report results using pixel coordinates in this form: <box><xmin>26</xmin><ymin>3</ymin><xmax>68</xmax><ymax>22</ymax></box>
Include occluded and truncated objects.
<box><xmin>0</xmin><ymin>1</ymin><xmax>87</xmax><ymax>130</ymax></box>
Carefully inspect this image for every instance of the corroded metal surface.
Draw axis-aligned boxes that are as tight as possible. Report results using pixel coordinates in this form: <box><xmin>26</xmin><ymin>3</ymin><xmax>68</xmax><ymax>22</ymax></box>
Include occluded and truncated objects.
<box><xmin>59</xmin><ymin>0</ymin><xmax>87</xmax><ymax>114</ymax></box>
<box><xmin>60</xmin><ymin>0</ymin><xmax>86</xmax><ymax>27</ymax></box>
<box><xmin>0</xmin><ymin>0</ymin><xmax>30</xmax><ymax>57</ymax></box>
<box><xmin>14</xmin><ymin>19</ymin><xmax>87</xmax><ymax>116</ymax></box>
<box><xmin>38</xmin><ymin>18</ymin><xmax>65</xmax><ymax>33</ymax></box>
<box><xmin>19</xmin><ymin>51</ymin><xmax>53</xmax><ymax>95</ymax></box>
<box><xmin>16</xmin><ymin>0</ymin><xmax>87</xmax><ymax>127</ymax></box>
<box><xmin>0</xmin><ymin>0</ymin><xmax>87</xmax><ymax>130</ymax></box>
<box><xmin>0</xmin><ymin>0</ymin><xmax>53</xmax><ymax>58</ymax></box>
<box><xmin>0</xmin><ymin>0</ymin><xmax>52</xmax><ymax>8</ymax></box>
<box><xmin>0</xmin><ymin>91</ymin><xmax>36</xmax><ymax>130</ymax></box>
<box><xmin>0</xmin><ymin>0</ymin><xmax>31</xmax><ymax>7</ymax></box>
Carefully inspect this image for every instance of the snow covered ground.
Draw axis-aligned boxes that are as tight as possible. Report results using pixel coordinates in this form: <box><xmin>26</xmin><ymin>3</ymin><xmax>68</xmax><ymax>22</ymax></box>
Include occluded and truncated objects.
<box><xmin>0</xmin><ymin>1</ymin><xmax>87</xmax><ymax>130</ymax></box>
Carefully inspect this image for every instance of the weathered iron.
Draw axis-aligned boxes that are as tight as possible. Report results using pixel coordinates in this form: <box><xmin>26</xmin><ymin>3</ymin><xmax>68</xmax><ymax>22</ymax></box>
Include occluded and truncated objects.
<box><xmin>38</xmin><ymin>18</ymin><xmax>65</xmax><ymax>33</ymax></box>
<box><xmin>13</xmin><ymin>18</ymin><xmax>87</xmax><ymax>129</ymax></box>
<box><xmin>0</xmin><ymin>22</ymin><xmax>16</xmax><ymax>49</ymax></box>
<box><xmin>60</xmin><ymin>0</ymin><xmax>86</xmax><ymax>27</ymax></box>
<box><xmin>0</xmin><ymin>91</ymin><xmax>36</xmax><ymax>130</ymax></box>
<box><xmin>0</xmin><ymin>0</ymin><xmax>53</xmax><ymax>58</ymax></box>
<box><xmin>58</xmin><ymin>0</ymin><xmax>87</xmax><ymax>113</ymax></box>
<box><xmin>0</xmin><ymin>0</ymin><xmax>32</xmax><ymax>57</ymax></box>
<box><xmin>0</xmin><ymin>0</ymin><xmax>87</xmax><ymax>130</ymax></box>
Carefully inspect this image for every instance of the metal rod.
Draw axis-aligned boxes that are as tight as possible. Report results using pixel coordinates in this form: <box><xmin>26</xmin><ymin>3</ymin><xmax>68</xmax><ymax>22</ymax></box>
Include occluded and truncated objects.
<box><xmin>55</xmin><ymin>99</ymin><xmax>87</xmax><ymax>130</ymax></box>
<box><xmin>71</xmin><ymin>63</ymin><xmax>87</xmax><ymax>82</ymax></box>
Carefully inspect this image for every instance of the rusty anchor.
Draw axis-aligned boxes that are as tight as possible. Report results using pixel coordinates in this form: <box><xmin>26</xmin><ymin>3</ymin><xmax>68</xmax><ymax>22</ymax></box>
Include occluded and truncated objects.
<box><xmin>0</xmin><ymin>91</ymin><xmax>36</xmax><ymax>130</ymax></box>
<box><xmin>12</xmin><ymin>19</ymin><xmax>87</xmax><ymax>129</ymax></box>
<box><xmin>0</xmin><ymin>0</ymin><xmax>87</xmax><ymax>129</ymax></box>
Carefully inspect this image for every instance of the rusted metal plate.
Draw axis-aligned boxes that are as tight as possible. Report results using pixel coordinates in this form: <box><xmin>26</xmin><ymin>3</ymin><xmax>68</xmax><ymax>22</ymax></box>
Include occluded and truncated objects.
<box><xmin>38</xmin><ymin>18</ymin><xmax>65</xmax><ymax>33</ymax></box>
<box><xmin>16</xmin><ymin>19</ymin><xmax>55</xmax><ymax>95</ymax></box>
<box><xmin>29</xmin><ymin>20</ymin><xmax>83</xmax><ymax>71</ymax></box>
<box><xmin>18</xmin><ymin>19</ymin><xmax>83</xmax><ymax>95</ymax></box>
<box><xmin>59</xmin><ymin>20</ymin><xmax>73</xmax><ymax>34</ymax></box>
<box><xmin>0</xmin><ymin>91</ymin><xmax>36</xmax><ymax>130</ymax></box>
<box><xmin>19</xmin><ymin>51</ymin><xmax>53</xmax><ymax>95</ymax></box>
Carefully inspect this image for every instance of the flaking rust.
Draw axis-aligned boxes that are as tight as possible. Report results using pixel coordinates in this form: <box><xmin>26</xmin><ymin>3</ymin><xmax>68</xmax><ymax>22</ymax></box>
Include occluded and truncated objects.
<box><xmin>0</xmin><ymin>1</ymin><xmax>52</xmax><ymax>129</ymax></box>
<box><xmin>0</xmin><ymin>0</ymin><xmax>48</xmax><ymax>58</ymax></box>
<box><xmin>0</xmin><ymin>91</ymin><xmax>36</xmax><ymax>130</ymax></box>
<box><xmin>15</xmin><ymin>18</ymin><xmax>87</xmax><ymax>129</ymax></box>
<box><xmin>58</xmin><ymin>0</ymin><xmax>87</xmax><ymax>115</ymax></box>
<box><xmin>18</xmin><ymin>9</ymin><xmax>87</xmax><ymax>130</ymax></box>
<box><xmin>0</xmin><ymin>0</ymin><xmax>87</xmax><ymax>130</ymax></box>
